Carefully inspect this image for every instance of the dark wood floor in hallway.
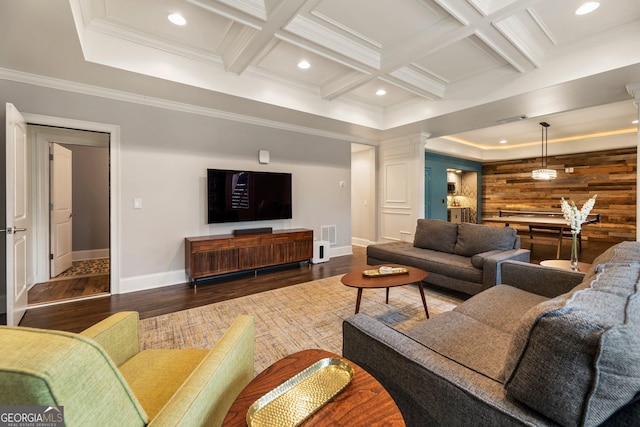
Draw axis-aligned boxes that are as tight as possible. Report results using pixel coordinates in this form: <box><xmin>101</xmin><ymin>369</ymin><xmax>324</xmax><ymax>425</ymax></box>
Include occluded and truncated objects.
<box><xmin>17</xmin><ymin>240</ymin><xmax>615</xmax><ymax>333</ymax></box>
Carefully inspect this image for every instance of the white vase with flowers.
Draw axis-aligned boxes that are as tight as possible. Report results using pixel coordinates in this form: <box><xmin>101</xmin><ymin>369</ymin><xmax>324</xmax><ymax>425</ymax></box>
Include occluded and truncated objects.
<box><xmin>560</xmin><ymin>195</ymin><xmax>597</xmax><ymax>270</ymax></box>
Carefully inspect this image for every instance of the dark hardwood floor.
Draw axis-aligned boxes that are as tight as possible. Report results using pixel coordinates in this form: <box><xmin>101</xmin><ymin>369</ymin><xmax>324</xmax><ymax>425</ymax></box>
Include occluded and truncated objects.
<box><xmin>28</xmin><ymin>275</ymin><xmax>110</xmax><ymax>305</ymax></box>
<box><xmin>17</xmin><ymin>239</ymin><xmax>615</xmax><ymax>333</ymax></box>
<box><xmin>19</xmin><ymin>246</ymin><xmax>370</xmax><ymax>332</ymax></box>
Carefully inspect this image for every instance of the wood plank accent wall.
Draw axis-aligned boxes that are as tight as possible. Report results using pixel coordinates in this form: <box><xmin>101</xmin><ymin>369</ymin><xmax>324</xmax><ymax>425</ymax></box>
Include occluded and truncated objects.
<box><xmin>482</xmin><ymin>148</ymin><xmax>637</xmax><ymax>242</ymax></box>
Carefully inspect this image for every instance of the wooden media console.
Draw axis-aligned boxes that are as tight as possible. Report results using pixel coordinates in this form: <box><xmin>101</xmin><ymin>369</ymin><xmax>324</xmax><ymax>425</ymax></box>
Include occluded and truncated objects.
<box><xmin>185</xmin><ymin>228</ymin><xmax>313</xmax><ymax>284</ymax></box>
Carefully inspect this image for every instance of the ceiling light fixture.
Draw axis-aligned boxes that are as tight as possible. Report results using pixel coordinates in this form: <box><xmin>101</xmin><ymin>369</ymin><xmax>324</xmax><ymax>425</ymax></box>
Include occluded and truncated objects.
<box><xmin>575</xmin><ymin>2</ymin><xmax>600</xmax><ymax>15</ymax></box>
<box><xmin>499</xmin><ymin>139</ymin><xmax>507</xmax><ymax>144</ymax></box>
<box><xmin>633</xmin><ymin>119</ymin><xmax>639</xmax><ymax>125</ymax></box>
<box><xmin>297</xmin><ymin>60</ymin><xmax>310</xmax><ymax>69</ymax></box>
<box><xmin>168</xmin><ymin>13</ymin><xmax>186</xmax><ymax>26</ymax></box>
<box><xmin>532</xmin><ymin>122</ymin><xmax>557</xmax><ymax>180</ymax></box>
<box><xmin>376</xmin><ymin>89</ymin><xmax>387</xmax><ymax>96</ymax></box>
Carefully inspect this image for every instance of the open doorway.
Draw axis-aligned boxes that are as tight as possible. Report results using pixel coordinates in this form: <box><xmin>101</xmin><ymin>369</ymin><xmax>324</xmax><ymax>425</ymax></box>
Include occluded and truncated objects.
<box><xmin>446</xmin><ymin>168</ymin><xmax>479</xmax><ymax>223</ymax></box>
<box><xmin>351</xmin><ymin>143</ymin><xmax>376</xmax><ymax>247</ymax></box>
<box><xmin>28</xmin><ymin>126</ymin><xmax>110</xmax><ymax>306</ymax></box>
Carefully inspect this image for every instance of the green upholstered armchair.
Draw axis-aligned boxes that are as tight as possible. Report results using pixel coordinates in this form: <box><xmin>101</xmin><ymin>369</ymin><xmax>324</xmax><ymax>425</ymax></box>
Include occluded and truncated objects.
<box><xmin>0</xmin><ymin>312</ymin><xmax>254</xmax><ymax>426</ymax></box>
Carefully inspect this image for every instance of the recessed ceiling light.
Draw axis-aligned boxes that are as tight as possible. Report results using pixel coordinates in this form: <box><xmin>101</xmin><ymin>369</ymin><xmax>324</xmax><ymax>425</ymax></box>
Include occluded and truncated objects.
<box><xmin>297</xmin><ymin>60</ymin><xmax>310</xmax><ymax>69</ymax></box>
<box><xmin>376</xmin><ymin>89</ymin><xmax>387</xmax><ymax>96</ymax></box>
<box><xmin>633</xmin><ymin>119</ymin><xmax>639</xmax><ymax>125</ymax></box>
<box><xmin>499</xmin><ymin>140</ymin><xmax>507</xmax><ymax>144</ymax></box>
<box><xmin>575</xmin><ymin>2</ymin><xmax>600</xmax><ymax>15</ymax></box>
<box><xmin>168</xmin><ymin>13</ymin><xmax>186</xmax><ymax>26</ymax></box>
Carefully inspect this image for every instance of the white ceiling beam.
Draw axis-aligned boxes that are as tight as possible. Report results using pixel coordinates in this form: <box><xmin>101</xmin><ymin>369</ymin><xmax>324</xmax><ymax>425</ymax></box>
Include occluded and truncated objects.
<box><xmin>227</xmin><ymin>0</ymin><xmax>310</xmax><ymax>73</ymax></box>
<box><xmin>274</xmin><ymin>30</ymin><xmax>374</xmax><ymax>74</ymax></box>
<box><xmin>386</xmin><ymin>67</ymin><xmax>445</xmax><ymax>100</ymax></box>
<box><xmin>493</xmin><ymin>14</ymin><xmax>545</xmax><ymax>67</ymax></box>
<box><xmin>221</xmin><ymin>26</ymin><xmax>260</xmax><ymax>73</ymax></box>
<box><xmin>380</xmin><ymin>17</ymin><xmax>468</xmax><ymax>72</ymax></box>
<box><xmin>285</xmin><ymin>15</ymin><xmax>380</xmax><ymax>69</ymax></box>
<box><xmin>216</xmin><ymin>0</ymin><xmax>268</xmax><ymax>20</ymax></box>
<box><xmin>475</xmin><ymin>26</ymin><xmax>535</xmax><ymax>73</ymax></box>
<box><xmin>320</xmin><ymin>71</ymin><xmax>372</xmax><ymax>100</ymax></box>
<box><xmin>187</xmin><ymin>0</ymin><xmax>265</xmax><ymax>30</ymax></box>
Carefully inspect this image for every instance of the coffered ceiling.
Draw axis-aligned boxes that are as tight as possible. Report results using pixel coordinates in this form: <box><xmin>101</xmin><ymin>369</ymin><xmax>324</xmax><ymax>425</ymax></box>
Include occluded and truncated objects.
<box><xmin>3</xmin><ymin>0</ymin><xmax>640</xmax><ymax>156</ymax></box>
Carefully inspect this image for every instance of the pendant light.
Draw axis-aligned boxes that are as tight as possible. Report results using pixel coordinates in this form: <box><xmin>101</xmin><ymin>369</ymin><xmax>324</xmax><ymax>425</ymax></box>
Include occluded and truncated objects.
<box><xmin>532</xmin><ymin>121</ymin><xmax>557</xmax><ymax>180</ymax></box>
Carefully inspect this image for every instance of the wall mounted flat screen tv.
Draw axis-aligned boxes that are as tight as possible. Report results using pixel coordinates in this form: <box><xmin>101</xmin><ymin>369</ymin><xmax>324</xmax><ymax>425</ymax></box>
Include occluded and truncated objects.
<box><xmin>207</xmin><ymin>169</ymin><xmax>292</xmax><ymax>224</ymax></box>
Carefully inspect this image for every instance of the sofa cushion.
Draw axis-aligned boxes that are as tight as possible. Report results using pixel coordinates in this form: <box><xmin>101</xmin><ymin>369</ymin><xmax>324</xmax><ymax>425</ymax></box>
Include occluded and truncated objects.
<box><xmin>502</xmin><ymin>259</ymin><xmax>640</xmax><ymax>427</ymax></box>
<box><xmin>368</xmin><ymin>241</ymin><xmax>482</xmax><ymax>284</ymax></box>
<box><xmin>405</xmin><ymin>311</ymin><xmax>512</xmax><ymax>381</ymax></box>
<box><xmin>405</xmin><ymin>285</ymin><xmax>548</xmax><ymax>382</ymax></box>
<box><xmin>454</xmin><ymin>223</ymin><xmax>517</xmax><ymax>257</ymax></box>
<box><xmin>413</xmin><ymin>219</ymin><xmax>458</xmax><ymax>253</ymax></box>
<box><xmin>454</xmin><ymin>285</ymin><xmax>548</xmax><ymax>335</ymax></box>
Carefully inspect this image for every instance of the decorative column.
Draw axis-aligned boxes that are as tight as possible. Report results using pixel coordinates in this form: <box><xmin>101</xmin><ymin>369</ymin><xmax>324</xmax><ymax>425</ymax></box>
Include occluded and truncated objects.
<box><xmin>627</xmin><ymin>83</ymin><xmax>640</xmax><ymax>241</ymax></box>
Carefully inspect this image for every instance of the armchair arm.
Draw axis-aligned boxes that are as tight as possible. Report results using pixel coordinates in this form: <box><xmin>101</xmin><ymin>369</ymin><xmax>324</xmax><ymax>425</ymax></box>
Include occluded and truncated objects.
<box><xmin>80</xmin><ymin>311</ymin><xmax>140</xmax><ymax>366</ymax></box>
<box><xmin>500</xmin><ymin>260</ymin><xmax>585</xmax><ymax>298</ymax></box>
<box><xmin>480</xmin><ymin>249</ymin><xmax>531</xmax><ymax>292</ymax></box>
<box><xmin>149</xmin><ymin>315</ymin><xmax>255</xmax><ymax>427</ymax></box>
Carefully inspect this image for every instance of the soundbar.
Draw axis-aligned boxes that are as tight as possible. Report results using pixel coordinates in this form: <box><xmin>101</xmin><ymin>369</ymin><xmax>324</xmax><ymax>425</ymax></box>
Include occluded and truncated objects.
<box><xmin>233</xmin><ymin>227</ymin><xmax>273</xmax><ymax>235</ymax></box>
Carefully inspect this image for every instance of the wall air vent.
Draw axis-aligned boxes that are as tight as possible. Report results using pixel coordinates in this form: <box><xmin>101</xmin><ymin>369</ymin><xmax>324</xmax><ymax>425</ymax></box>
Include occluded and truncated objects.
<box><xmin>321</xmin><ymin>225</ymin><xmax>337</xmax><ymax>245</ymax></box>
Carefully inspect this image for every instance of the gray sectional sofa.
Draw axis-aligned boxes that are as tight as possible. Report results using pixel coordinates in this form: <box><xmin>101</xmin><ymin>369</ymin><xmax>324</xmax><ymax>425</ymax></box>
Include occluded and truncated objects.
<box><xmin>367</xmin><ymin>219</ymin><xmax>531</xmax><ymax>295</ymax></box>
<box><xmin>343</xmin><ymin>241</ymin><xmax>640</xmax><ymax>427</ymax></box>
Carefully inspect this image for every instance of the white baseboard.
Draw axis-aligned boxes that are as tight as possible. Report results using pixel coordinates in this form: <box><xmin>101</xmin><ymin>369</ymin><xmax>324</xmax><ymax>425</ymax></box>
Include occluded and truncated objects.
<box><xmin>73</xmin><ymin>249</ymin><xmax>110</xmax><ymax>261</ymax></box>
<box><xmin>329</xmin><ymin>245</ymin><xmax>353</xmax><ymax>258</ymax></box>
<box><xmin>115</xmin><ymin>245</ymin><xmax>354</xmax><ymax>294</ymax></box>
<box><xmin>351</xmin><ymin>237</ymin><xmax>374</xmax><ymax>247</ymax></box>
<box><xmin>118</xmin><ymin>270</ymin><xmax>187</xmax><ymax>294</ymax></box>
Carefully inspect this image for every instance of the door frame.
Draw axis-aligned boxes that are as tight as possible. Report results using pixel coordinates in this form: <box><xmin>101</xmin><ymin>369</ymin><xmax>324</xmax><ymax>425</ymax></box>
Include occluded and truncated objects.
<box><xmin>25</xmin><ymin>113</ymin><xmax>121</xmax><ymax>294</ymax></box>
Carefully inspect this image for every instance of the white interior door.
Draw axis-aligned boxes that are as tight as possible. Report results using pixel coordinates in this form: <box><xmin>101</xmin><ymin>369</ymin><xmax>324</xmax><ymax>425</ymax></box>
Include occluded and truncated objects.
<box><xmin>50</xmin><ymin>143</ymin><xmax>73</xmax><ymax>277</ymax></box>
<box><xmin>5</xmin><ymin>103</ymin><xmax>29</xmax><ymax>326</ymax></box>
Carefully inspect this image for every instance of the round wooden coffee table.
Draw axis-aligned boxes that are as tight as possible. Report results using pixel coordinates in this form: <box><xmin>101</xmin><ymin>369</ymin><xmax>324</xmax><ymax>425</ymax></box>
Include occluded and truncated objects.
<box><xmin>540</xmin><ymin>259</ymin><xmax>591</xmax><ymax>272</ymax></box>
<box><xmin>222</xmin><ymin>349</ymin><xmax>405</xmax><ymax>426</ymax></box>
<box><xmin>341</xmin><ymin>264</ymin><xmax>429</xmax><ymax>318</ymax></box>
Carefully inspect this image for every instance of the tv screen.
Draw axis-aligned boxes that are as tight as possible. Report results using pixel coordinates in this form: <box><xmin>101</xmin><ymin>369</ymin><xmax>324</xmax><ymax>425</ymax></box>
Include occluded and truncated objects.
<box><xmin>207</xmin><ymin>169</ymin><xmax>292</xmax><ymax>224</ymax></box>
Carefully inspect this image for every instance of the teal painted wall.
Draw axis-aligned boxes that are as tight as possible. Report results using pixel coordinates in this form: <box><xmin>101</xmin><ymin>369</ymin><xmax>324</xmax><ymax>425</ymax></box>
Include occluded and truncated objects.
<box><xmin>425</xmin><ymin>152</ymin><xmax>483</xmax><ymax>221</ymax></box>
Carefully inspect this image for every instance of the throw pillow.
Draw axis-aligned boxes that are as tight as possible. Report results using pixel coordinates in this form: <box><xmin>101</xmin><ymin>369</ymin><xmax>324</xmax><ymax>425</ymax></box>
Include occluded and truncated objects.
<box><xmin>413</xmin><ymin>219</ymin><xmax>458</xmax><ymax>254</ymax></box>
<box><xmin>454</xmin><ymin>223</ymin><xmax>516</xmax><ymax>256</ymax></box>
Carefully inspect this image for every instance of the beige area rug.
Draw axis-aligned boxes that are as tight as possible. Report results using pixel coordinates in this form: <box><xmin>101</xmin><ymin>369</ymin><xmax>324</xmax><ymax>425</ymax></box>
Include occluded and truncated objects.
<box><xmin>140</xmin><ymin>275</ymin><xmax>462</xmax><ymax>374</ymax></box>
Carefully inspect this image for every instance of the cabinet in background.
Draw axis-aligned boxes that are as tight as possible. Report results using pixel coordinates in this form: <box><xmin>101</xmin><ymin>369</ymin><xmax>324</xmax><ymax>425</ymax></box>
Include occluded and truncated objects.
<box><xmin>185</xmin><ymin>229</ymin><xmax>313</xmax><ymax>284</ymax></box>
<box><xmin>448</xmin><ymin>207</ymin><xmax>471</xmax><ymax>223</ymax></box>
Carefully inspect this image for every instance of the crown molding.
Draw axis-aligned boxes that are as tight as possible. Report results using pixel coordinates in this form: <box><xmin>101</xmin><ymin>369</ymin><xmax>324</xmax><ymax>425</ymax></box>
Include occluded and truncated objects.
<box><xmin>0</xmin><ymin>68</ymin><xmax>376</xmax><ymax>145</ymax></box>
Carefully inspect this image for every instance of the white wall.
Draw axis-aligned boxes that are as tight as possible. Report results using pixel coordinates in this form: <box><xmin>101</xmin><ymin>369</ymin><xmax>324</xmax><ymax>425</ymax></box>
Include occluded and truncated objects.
<box><xmin>1</xmin><ymin>79</ymin><xmax>352</xmax><ymax>293</ymax></box>
<box><xmin>351</xmin><ymin>146</ymin><xmax>376</xmax><ymax>246</ymax></box>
